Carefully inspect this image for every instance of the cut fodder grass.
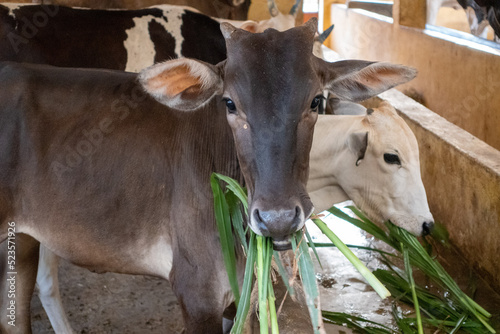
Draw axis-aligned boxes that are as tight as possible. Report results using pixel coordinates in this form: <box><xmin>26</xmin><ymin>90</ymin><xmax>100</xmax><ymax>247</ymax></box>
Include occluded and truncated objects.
<box><xmin>211</xmin><ymin>173</ymin><xmax>389</xmax><ymax>334</ymax></box>
<box><xmin>212</xmin><ymin>173</ymin><xmax>323</xmax><ymax>333</ymax></box>
<box><xmin>326</xmin><ymin>205</ymin><xmax>496</xmax><ymax>334</ymax></box>
<box><xmin>211</xmin><ymin>173</ymin><xmax>496</xmax><ymax>333</ymax></box>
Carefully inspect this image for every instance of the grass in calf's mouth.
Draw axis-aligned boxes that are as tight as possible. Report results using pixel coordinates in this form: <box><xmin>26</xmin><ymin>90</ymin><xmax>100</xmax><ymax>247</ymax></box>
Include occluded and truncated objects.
<box><xmin>211</xmin><ymin>173</ymin><xmax>388</xmax><ymax>334</ymax></box>
<box><xmin>211</xmin><ymin>173</ymin><xmax>496</xmax><ymax>333</ymax></box>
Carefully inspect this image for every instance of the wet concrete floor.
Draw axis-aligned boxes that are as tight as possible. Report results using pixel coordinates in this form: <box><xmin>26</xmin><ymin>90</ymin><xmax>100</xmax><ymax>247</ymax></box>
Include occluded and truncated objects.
<box><xmin>308</xmin><ymin>201</ymin><xmax>500</xmax><ymax>333</ymax></box>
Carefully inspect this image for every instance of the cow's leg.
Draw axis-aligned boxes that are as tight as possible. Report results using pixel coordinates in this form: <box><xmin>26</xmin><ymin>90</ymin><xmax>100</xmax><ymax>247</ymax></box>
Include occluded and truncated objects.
<box><xmin>171</xmin><ymin>264</ymin><xmax>229</xmax><ymax>334</ymax></box>
<box><xmin>0</xmin><ymin>233</ymin><xmax>39</xmax><ymax>334</ymax></box>
<box><xmin>36</xmin><ymin>245</ymin><xmax>75</xmax><ymax>334</ymax></box>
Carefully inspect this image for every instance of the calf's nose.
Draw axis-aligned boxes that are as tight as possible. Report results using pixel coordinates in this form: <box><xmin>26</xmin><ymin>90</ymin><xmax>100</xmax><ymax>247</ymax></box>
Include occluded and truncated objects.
<box><xmin>422</xmin><ymin>221</ymin><xmax>434</xmax><ymax>236</ymax></box>
<box><xmin>252</xmin><ymin>206</ymin><xmax>302</xmax><ymax>240</ymax></box>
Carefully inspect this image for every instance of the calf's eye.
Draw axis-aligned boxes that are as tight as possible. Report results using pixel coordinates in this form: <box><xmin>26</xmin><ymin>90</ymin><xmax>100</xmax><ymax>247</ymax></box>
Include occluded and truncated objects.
<box><xmin>384</xmin><ymin>153</ymin><xmax>401</xmax><ymax>165</ymax></box>
<box><xmin>224</xmin><ymin>98</ymin><xmax>236</xmax><ymax>113</ymax></box>
<box><xmin>310</xmin><ymin>95</ymin><xmax>322</xmax><ymax>111</ymax></box>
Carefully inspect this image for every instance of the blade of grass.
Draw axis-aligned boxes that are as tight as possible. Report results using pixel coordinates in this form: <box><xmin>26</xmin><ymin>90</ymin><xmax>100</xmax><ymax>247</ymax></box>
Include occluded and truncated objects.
<box><xmin>226</xmin><ymin>191</ymin><xmax>248</xmax><ymax>252</ymax></box>
<box><xmin>402</xmin><ymin>242</ymin><xmax>423</xmax><ymax>334</ymax></box>
<box><xmin>309</xmin><ymin>242</ymin><xmax>396</xmax><ymax>257</ymax></box>
<box><xmin>231</xmin><ymin>233</ymin><xmax>256</xmax><ymax>334</ymax></box>
<box><xmin>449</xmin><ymin>314</ymin><xmax>467</xmax><ymax>334</ymax></box>
<box><xmin>305</xmin><ymin>227</ymin><xmax>322</xmax><ymax>269</ymax></box>
<box><xmin>257</xmin><ymin>235</ymin><xmax>268</xmax><ymax>334</ymax></box>
<box><xmin>268</xmin><ymin>280</ymin><xmax>279</xmax><ymax>334</ymax></box>
<box><xmin>322</xmin><ymin>311</ymin><xmax>395</xmax><ymax>334</ymax></box>
<box><xmin>385</xmin><ymin>223</ymin><xmax>495</xmax><ymax>333</ymax></box>
<box><xmin>344</xmin><ymin>205</ymin><xmax>392</xmax><ymax>244</ymax></box>
<box><xmin>211</xmin><ymin>173</ymin><xmax>240</xmax><ymax>306</ymax></box>
<box><xmin>256</xmin><ymin>236</ymin><xmax>274</xmax><ymax>334</ymax></box>
<box><xmin>273</xmin><ymin>251</ymin><xmax>296</xmax><ymax>297</ymax></box>
<box><xmin>312</xmin><ymin>218</ymin><xmax>391</xmax><ymax>299</ymax></box>
<box><xmin>263</xmin><ymin>238</ymin><xmax>275</xmax><ymax>332</ymax></box>
<box><xmin>213</xmin><ymin>173</ymin><xmax>248</xmax><ymax>213</ymax></box>
<box><xmin>293</xmin><ymin>231</ymin><xmax>323</xmax><ymax>334</ymax></box>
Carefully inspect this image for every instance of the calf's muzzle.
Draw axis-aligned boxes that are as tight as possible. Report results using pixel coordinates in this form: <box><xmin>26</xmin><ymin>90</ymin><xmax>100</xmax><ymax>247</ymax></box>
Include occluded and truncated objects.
<box><xmin>422</xmin><ymin>221</ymin><xmax>434</xmax><ymax>236</ymax></box>
<box><xmin>250</xmin><ymin>202</ymin><xmax>305</xmax><ymax>251</ymax></box>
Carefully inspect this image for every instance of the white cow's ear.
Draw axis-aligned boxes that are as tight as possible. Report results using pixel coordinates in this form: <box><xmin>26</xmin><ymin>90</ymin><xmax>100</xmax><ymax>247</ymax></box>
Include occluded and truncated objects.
<box><xmin>139</xmin><ymin>58</ymin><xmax>223</xmax><ymax>111</ymax></box>
<box><xmin>347</xmin><ymin>131</ymin><xmax>368</xmax><ymax>166</ymax></box>
<box><xmin>319</xmin><ymin>60</ymin><xmax>417</xmax><ymax>102</ymax></box>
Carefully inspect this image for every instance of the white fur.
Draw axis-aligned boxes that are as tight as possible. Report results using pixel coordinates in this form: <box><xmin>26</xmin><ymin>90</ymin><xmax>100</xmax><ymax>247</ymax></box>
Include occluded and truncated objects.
<box><xmin>124</xmin><ymin>6</ymin><xmax>185</xmax><ymax>72</ymax></box>
<box><xmin>137</xmin><ymin>236</ymin><xmax>174</xmax><ymax>278</ymax></box>
<box><xmin>139</xmin><ymin>58</ymin><xmax>222</xmax><ymax>110</ymax></box>
<box><xmin>308</xmin><ymin>103</ymin><xmax>433</xmax><ymax>236</ymax></box>
<box><xmin>2</xmin><ymin>3</ymin><xmax>27</xmax><ymax>24</ymax></box>
<box><xmin>465</xmin><ymin>7</ymin><xmax>490</xmax><ymax>38</ymax></box>
<box><xmin>36</xmin><ymin>237</ymin><xmax>172</xmax><ymax>333</ymax></box>
<box><xmin>124</xmin><ymin>16</ymin><xmax>157</xmax><ymax>73</ymax></box>
<box><xmin>36</xmin><ymin>247</ymin><xmax>76</xmax><ymax>334</ymax></box>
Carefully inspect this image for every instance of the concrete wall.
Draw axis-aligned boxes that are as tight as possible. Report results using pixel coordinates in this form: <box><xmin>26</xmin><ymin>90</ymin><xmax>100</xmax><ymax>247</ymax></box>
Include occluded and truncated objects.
<box><xmin>326</xmin><ymin>4</ymin><xmax>500</xmax><ymax>151</ymax></box>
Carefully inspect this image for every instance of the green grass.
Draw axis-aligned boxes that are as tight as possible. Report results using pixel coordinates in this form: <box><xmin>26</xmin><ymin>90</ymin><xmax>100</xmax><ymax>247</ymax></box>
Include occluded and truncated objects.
<box><xmin>211</xmin><ymin>173</ymin><xmax>387</xmax><ymax>333</ymax></box>
<box><xmin>211</xmin><ymin>173</ymin><xmax>496</xmax><ymax>334</ymax></box>
<box><xmin>327</xmin><ymin>205</ymin><xmax>496</xmax><ymax>334</ymax></box>
<box><xmin>211</xmin><ymin>173</ymin><xmax>324</xmax><ymax>334</ymax></box>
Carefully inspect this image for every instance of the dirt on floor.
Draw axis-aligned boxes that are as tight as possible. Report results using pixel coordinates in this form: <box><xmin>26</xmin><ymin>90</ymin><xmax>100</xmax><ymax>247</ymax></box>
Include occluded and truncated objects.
<box><xmin>30</xmin><ymin>259</ymin><xmax>352</xmax><ymax>334</ymax></box>
<box><xmin>31</xmin><ymin>260</ymin><xmax>184</xmax><ymax>334</ymax></box>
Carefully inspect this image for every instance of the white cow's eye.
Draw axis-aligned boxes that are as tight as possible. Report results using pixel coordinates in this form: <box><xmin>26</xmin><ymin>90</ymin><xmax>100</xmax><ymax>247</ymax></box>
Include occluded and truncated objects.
<box><xmin>384</xmin><ymin>153</ymin><xmax>401</xmax><ymax>165</ymax></box>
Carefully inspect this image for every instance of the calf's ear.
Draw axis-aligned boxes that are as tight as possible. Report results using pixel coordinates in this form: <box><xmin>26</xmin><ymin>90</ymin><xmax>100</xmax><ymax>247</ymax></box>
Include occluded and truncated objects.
<box><xmin>319</xmin><ymin>59</ymin><xmax>417</xmax><ymax>102</ymax></box>
<box><xmin>239</xmin><ymin>20</ymin><xmax>259</xmax><ymax>33</ymax></box>
<box><xmin>139</xmin><ymin>58</ymin><xmax>223</xmax><ymax>111</ymax></box>
<box><xmin>347</xmin><ymin>131</ymin><xmax>368</xmax><ymax>166</ymax></box>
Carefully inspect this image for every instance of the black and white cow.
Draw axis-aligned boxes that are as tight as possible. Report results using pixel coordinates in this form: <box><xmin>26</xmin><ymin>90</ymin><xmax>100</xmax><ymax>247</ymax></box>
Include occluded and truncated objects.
<box><xmin>0</xmin><ymin>3</ymin><xmax>228</xmax><ymax>70</ymax></box>
<box><xmin>36</xmin><ymin>0</ymin><xmax>251</xmax><ymax>20</ymax></box>
<box><xmin>457</xmin><ymin>0</ymin><xmax>500</xmax><ymax>40</ymax></box>
<box><xmin>0</xmin><ymin>0</ymin><xmax>303</xmax><ymax>72</ymax></box>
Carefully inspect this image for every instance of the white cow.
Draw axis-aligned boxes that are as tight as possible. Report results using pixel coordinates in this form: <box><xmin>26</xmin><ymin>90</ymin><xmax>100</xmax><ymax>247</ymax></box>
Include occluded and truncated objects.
<box><xmin>308</xmin><ymin>101</ymin><xmax>434</xmax><ymax>236</ymax></box>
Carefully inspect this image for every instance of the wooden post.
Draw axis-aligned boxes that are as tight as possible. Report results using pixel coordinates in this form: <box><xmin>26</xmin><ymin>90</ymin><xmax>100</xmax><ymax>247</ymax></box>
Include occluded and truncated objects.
<box><xmin>393</xmin><ymin>0</ymin><xmax>426</xmax><ymax>29</ymax></box>
<box><xmin>320</xmin><ymin>0</ymin><xmax>346</xmax><ymax>31</ymax></box>
<box><xmin>319</xmin><ymin>0</ymin><xmax>345</xmax><ymax>48</ymax></box>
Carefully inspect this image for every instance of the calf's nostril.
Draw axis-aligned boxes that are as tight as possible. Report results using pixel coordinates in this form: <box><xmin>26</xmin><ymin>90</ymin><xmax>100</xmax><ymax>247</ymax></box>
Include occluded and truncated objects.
<box><xmin>422</xmin><ymin>221</ymin><xmax>434</xmax><ymax>236</ymax></box>
<box><xmin>253</xmin><ymin>209</ymin><xmax>270</xmax><ymax>236</ymax></box>
<box><xmin>251</xmin><ymin>205</ymin><xmax>303</xmax><ymax>237</ymax></box>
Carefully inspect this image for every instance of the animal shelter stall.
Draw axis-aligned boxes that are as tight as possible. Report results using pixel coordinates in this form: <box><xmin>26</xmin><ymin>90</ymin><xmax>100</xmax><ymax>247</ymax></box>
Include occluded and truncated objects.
<box><xmin>320</xmin><ymin>0</ymin><xmax>500</xmax><ymax>291</ymax></box>
<box><xmin>1</xmin><ymin>0</ymin><xmax>499</xmax><ymax>332</ymax></box>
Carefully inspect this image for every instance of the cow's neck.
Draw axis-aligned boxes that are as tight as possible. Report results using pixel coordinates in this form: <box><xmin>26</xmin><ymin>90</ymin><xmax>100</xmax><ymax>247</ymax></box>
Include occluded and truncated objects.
<box><xmin>308</xmin><ymin>114</ymin><xmax>365</xmax><ymax>212</ymax></box>
<box><xmin>173</xmin><ymin>99</ymin><xmax>241</xmax><ymax>182</ymax></box>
